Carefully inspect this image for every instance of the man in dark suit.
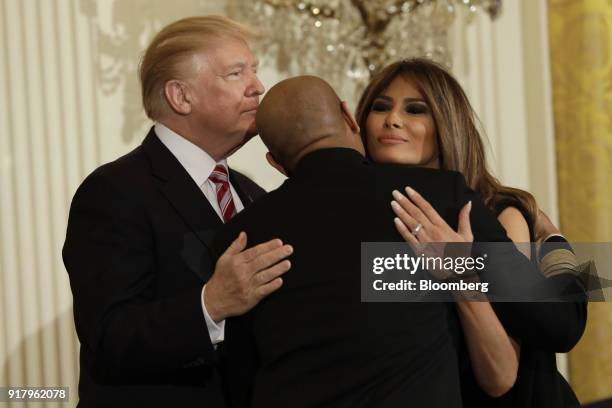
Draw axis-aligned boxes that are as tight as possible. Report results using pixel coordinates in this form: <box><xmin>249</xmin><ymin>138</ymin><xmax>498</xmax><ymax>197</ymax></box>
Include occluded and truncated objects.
<box><xmin>62</xmin><ymin>16</ymin><xmax>293</xmax><ymax>407</ymax></box>
<box><xmin>214</xmin><ymin>76</ymin><xmax>587</xmax><ymax>407</ymax></box>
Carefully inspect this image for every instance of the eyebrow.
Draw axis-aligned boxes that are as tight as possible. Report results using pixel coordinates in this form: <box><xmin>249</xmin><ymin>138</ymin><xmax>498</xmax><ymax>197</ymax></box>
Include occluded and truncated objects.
<box><xmin>374</xmin><ymin>95</ymin><xmax>426</xmax><ymax>103</ymax></box>
<box><xmin>224</xmin><ymin>60</ymin><xmax>260</xmax><ymax>71</ymax></box>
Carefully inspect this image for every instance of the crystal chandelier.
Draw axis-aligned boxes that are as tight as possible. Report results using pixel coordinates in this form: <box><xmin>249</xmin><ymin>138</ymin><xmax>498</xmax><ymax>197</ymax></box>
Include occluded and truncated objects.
<box><xmin>227</xmin><ymin>0</ymin><xmax>502</xmax><ymax>99</ymax></box>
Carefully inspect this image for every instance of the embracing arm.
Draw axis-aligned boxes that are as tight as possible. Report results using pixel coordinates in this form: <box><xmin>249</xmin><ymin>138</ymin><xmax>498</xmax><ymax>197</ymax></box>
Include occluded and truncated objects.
<box><xmin>451</xmin><ymin>206</ymin><xmax>530</xmax><ymax>397</ymax></box>
<box><xmin>391</xmin><ymin>184</ymin><xmax>586</xmax><ymax>395</ymax></box>
<box><xmin>458</xmin><ymin>180</ymin><xmax>587</xmax><ymax>352</ymax></box>
<box><xmin>491</xmin><ymin>209</ymin><xmax>587</xmax><ymax>353</ymax></box>
<box><xmin>455</xmin><ymin>302</ymin><xmax>519</xmax><ymax>396</ymax></box>
<box><xmin>391</xmin><ymin>188</ymin><xmax>519</xmax><ymax>397</ymax></box>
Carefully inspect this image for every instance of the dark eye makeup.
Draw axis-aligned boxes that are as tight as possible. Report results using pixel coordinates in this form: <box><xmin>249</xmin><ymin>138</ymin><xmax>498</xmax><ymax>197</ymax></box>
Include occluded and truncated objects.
<box><xmin>371</xmin><ymin>101</ymin><xmax>391</xmax><ymax>112</ymax></box>
<box><xmin>405</xmin><ymin>102</ymin><xmax>429</xmax><ymax>114</ymax></box>
<box><xmin>370</xmin><ymin>99</ymin><xmax>429</xmax><ymax>114</ymax></box>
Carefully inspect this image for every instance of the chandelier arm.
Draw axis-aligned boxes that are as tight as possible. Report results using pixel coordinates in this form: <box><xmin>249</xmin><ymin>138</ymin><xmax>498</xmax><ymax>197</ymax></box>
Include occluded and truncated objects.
<box><xmin>229</xmin><ymin>0</ymin><xmax>503</xmax><ymax>97</ymax></box>
<box><xmin>350</xmin><ymin>0</ymin><xmax>375</xmax><ymax>31</ymax></box>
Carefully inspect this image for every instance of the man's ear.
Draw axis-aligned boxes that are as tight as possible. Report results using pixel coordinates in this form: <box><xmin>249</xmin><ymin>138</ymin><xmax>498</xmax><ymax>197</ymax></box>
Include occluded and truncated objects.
<box><xmin>340</xmin><ymin>100</ymin><xmax>360</xmax><ymax>134</ymax></box>
<box><xmin>164</xmin><ymin>80</ymin><xmax>192</xmax><ymax>115</ymax></box>
<box><xmin>341</xmin><ymin>100</ymin><xmax>366</xmax><ymax>156</ymax></box>
<box><xmin>266</xmin><ymin>152</ymin><xmax>288</xmax><ymax>176</ymax></box>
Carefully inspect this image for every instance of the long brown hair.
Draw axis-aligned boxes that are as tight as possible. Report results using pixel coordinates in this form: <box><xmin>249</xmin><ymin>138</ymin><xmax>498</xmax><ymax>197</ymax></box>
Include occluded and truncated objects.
<box><xmin>355</xmin><ymin>58</ymin><xmax>538</xmax><ymax>225</ymax></box>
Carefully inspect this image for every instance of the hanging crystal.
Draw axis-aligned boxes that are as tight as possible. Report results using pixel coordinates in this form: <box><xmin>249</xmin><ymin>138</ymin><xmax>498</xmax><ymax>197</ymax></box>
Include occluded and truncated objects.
<box><xmin>227</xmin><ymin>0</ymin><xmax>502</xmax><ymax>99</ymax></box>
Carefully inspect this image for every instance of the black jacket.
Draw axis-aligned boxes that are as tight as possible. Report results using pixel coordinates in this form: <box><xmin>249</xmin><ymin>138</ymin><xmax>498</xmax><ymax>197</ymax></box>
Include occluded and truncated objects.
<box><xmin>63</xmin><ymin>127</ymin><xmax>265</xmax><ymax>407</ymax></box>
<box><xmin>215</xmin><ymin>148</ymin><xmax>586</xmax><ymax>408</ymax></box>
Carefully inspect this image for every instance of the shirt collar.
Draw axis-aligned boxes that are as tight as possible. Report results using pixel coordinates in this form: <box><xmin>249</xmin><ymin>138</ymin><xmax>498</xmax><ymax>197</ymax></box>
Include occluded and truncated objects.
<box><xmin>154</xmin><ymin>123</ymin><xmax>228</xmax><ymax>187</ymax></box>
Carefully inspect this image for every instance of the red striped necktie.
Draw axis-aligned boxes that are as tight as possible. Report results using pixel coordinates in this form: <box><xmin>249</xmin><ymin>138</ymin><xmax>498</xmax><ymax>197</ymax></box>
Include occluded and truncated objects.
<box><xmin>209</xmin><ymin>164</ymin><xmax>237</xmax><ymax>223</ymax></box>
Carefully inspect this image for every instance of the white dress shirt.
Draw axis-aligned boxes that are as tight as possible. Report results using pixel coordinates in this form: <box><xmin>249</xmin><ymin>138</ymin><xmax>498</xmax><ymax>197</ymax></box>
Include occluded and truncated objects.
<box><xmin>155</xmin><ymin>123</ymin><xmax>245</xmax><ymax>345</ymax></box>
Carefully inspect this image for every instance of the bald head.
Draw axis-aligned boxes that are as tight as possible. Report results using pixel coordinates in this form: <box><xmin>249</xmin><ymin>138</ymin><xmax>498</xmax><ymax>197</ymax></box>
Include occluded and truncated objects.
<box><xmin>256</xmin><ymin>76</ymin><xmax>358</xmax><ymax>172</ymax></box>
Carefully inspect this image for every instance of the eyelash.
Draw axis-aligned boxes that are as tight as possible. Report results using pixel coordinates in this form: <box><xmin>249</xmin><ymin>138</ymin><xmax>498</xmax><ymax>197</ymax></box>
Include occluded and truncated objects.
<box><xmin>371</xmin><ymin>101</ymin><xmax>429</xmax><ymax>114</ymax></box>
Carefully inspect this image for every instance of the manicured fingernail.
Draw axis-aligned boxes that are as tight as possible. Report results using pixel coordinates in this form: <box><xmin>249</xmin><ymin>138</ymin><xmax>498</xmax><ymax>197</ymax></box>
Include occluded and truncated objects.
<box><xmin>392</xmin><ymin>190</ymin><xmax>402</xmax><ymax>200</ymax></box>
<box><xmin>405</xmin><ymin>186</ymin><xmax>415</xmax><ymax>195</ymax></box>
<box><xmin>391</xmin><ymin>200</ymin><xmax>400</xmax><ymax>210</ymax></box>
<box><xmin>468</xmin><ymin>200</ymin><xmax>472</xmax><ymax>210</ymax></box>
<box><xmin>393</xmin><ymin>217</ymin><xmax>404</xmax><ymax>228</ymax></box>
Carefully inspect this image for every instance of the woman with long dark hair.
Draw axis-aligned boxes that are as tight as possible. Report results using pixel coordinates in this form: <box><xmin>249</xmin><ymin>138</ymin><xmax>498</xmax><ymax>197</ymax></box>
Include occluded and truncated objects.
<box><xmin>355</xmin><ymin>58</ymin><xmax>584</xmax><ymax>407</ymax></box>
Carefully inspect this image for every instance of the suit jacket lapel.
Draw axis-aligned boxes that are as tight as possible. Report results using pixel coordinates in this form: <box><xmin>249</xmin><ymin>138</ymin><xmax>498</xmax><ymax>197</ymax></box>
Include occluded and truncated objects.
<box><xmin>142</xmin><ymin>128</ymin><xmax>222</xmax><ymax>250</ymax></box>
<box><xmin>229</xmin><ymin>169</ymin><xmax>255</xmax><ymax>207</ymax></box>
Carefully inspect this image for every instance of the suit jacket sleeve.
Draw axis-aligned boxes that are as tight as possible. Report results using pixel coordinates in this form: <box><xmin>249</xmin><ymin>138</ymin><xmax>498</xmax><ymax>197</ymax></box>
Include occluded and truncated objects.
<box><xmin>452</xmin><ymin>173</ymin><xmax>587</xmax><ymax>352</ymax></box>
<box><xmin>63</xmin><ymin>171</ymin><xmax>215</xmax><ymax>383</ymax></box>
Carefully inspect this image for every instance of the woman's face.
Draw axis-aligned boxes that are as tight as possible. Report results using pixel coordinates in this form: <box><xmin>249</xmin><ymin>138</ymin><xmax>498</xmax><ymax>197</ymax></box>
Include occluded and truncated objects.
<box><xmin>365</xmin><ymin>76</ymin><xmax>439</xmax><ymax>168</ymax></box>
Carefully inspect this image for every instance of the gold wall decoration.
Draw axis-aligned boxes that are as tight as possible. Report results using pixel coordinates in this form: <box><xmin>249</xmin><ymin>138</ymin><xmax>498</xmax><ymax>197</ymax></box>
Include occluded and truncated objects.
<box><xmin>548</xmin><ymin>0</ymin><xmax>612</xmax><ymax>403</ymax></box>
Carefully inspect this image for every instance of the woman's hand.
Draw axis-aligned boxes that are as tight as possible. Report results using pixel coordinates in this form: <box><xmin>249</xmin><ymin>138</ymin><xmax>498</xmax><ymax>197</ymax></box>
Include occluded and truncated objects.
<box><xmin>391</xmin><ymin>186</ymin><xmax>474</xmax><ymax>281</ymax></box>
<box><xmin>391</xmin><ymin>186</ymin><xmax>473</xmax><ymax>245</ymax></box>
<box><xmin>391</xmin><ymin>186</ymin><xmax>519</xmax><ymax>396</ymax></box>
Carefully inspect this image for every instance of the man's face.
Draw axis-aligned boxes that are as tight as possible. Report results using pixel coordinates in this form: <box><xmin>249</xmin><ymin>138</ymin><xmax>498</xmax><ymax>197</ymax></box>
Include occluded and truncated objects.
<box><xmin>187</xmin><ymin>37</ymin><xmax>265</xmax><ymax>159</ymax></box>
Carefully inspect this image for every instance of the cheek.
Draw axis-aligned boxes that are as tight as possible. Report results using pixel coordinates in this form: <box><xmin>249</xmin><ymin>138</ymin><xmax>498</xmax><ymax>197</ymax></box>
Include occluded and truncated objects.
<box><xmin>425</xmin><ymin>122</ymin><xmax>438</xmax><ymax>154</ymax></box>
<box><xmin>407</xmin><ymin>121</ymin><xmax>427</xmax><ymax>140</ymax></box>
<box><xmin>365</xmin><ymin>116</ymin><xmax>380</xmax><ymax>145</ymax></box>
<box><xmin>206</xmin><ymin>91</ymin><xmax>230</xmax><ymax>113</ymax></box>
<box><xmin>408</xmin><ymin>120</ymin><xmax>436</xmax><ymax>151</ymax></box>
<box><xmin>211</xmin><ymin>84</ymin><xmax>243</xmax><ymax>110</ymax></box>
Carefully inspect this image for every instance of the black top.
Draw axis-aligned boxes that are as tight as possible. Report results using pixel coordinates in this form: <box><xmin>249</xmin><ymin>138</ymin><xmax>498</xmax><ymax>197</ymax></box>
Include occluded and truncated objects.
<box><xmin>214</xmin><ymin>148</ymin><xmax>586</xmax><ymax>408</ymax></box>
<box><xmin>494</xmin><ymin>195</ymin><xmax>536</xmax><ymax>243</ymax></box>
<box><xmin>459</xmin><ymin>197</ymin><xmax>584</xmax><ymax>408</ymax></box>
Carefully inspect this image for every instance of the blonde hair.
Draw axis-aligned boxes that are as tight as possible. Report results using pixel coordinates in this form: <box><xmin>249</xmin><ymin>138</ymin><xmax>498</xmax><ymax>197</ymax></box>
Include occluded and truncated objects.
<box><xmin>356</xmin><ymin>58</ymin><xmax>538</xmax><ymax>225</ymax></box>
<box><xmin>139</xmin><ymin>15</ymin><xmax>257</xmax><ymax>120</ymax></box>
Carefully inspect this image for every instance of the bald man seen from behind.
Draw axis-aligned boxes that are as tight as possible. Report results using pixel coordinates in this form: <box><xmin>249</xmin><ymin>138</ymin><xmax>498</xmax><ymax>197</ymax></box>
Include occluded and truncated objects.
<box><xmin>211</xmin><ymin>75</ymin><xmax>467</xmax><ymax>407</ymax></box>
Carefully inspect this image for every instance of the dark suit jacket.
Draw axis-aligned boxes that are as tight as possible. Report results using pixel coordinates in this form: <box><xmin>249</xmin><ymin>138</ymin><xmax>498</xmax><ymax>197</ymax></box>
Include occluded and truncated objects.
<box><xmin>214</xmin><ymin>148</ymin><xmax>586</xmax><ymax>408</ymax></box>
<box><xmin>62</xmin><ymin>127</ymin><xmax>265</xmax><ymax>407</ymax></box>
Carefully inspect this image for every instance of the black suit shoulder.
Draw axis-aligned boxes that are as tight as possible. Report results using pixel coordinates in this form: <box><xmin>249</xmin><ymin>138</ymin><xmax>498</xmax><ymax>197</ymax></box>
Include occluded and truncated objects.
<box><xmin>370</xmin><ymin>164</ymin><xmax>470</xmax><ymax>229</ymax></box>
<box><xmin>65</xmin><ymin>147</ymin><xmax>157</xmax><ymax>254</ymax></box>
<box><xmin>373</xmin><ymin>163</ymin><xmax>467</xmax><ymax>198</ymax></box>
<box><xmin>374</xmin><ymin>162</ymin><xmax>464</xmax><ymax>181</ymax></box>
<box><xmin>77</xmin><ymin>144</ymin><xmax>152</xmax><ymax>196</ymax></box>
<box><xmin>230</xmin><ymin>169</ymin><xmax>266</xmax><ymax>201</ymax></box>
